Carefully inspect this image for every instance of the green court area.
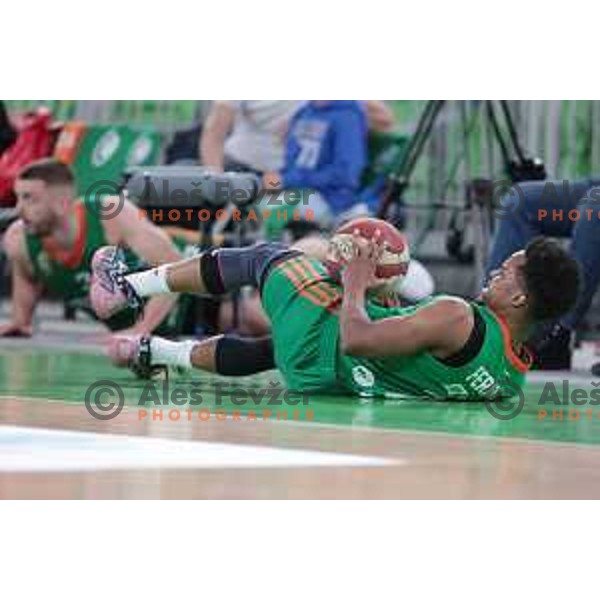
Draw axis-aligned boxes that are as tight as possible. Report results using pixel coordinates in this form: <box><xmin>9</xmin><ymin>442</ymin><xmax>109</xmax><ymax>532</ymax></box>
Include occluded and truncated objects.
<box><xmin>1</xmin><ymin>346</ymin><xmax>599</xmax><ymax>447</ymax></box>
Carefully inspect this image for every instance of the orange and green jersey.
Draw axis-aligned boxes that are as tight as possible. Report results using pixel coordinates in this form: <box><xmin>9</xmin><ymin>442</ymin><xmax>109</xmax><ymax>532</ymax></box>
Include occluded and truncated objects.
<box><xmin>261</xmin><ymin>254</ymin><xmax>529</xmax><ymax>398</ymax></box>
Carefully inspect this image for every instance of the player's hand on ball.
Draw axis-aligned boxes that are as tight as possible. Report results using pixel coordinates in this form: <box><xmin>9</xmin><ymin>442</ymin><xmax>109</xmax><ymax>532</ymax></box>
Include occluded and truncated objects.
<box><xmin>328</xmin><ymin>217</ymin><xmax>410</xmax><ymax>287</ymax></box>
<box><xmin>341</xmin><ymin>229</ymin><xmax>385</xmax><ymax>292</ymax></box>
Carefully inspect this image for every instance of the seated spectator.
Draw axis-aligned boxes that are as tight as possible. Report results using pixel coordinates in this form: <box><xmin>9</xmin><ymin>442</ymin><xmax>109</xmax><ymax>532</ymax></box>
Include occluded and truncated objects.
<box><xmin>200</xmin><ymin>101</ymin><xmax>304</xmax><ymax>174</ymax></box>
<box><xmin>486</xmin><ymin>179</ymin><xmax>600</xmax><ymax>369</ymax></box>
<box><xmin>262</xmin><ymin>100</ymin><xmax>369</xmax><ymax>229</ymax></box>
<box><xmin>200</xmin><ymin>100</ymin><xmax>394</xmax><ymax>178</ymax></box>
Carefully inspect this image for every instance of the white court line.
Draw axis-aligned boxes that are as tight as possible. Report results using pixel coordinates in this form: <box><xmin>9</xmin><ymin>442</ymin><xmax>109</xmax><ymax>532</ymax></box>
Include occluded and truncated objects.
<box><xmin>1</xmin><ymin>393</ymin><xmax>597</xmax><ymax>451</ymax></box>
<box><xmin>0</xmin><ymin>425</ymin><xmax>400</xmax><ymax>473</ymax></box>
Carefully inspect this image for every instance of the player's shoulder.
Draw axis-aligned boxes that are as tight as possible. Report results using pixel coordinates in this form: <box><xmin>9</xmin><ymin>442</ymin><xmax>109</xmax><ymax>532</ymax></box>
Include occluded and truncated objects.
<box><xmin>97</xmin><ymin>194</ymin><xmax>143</xmax><ymax>244</ymax></box>
<box><xmin>427</xmin><ymin>294</ymin><xmax>471</xmax><ymax>310</ymax></box>
<box><xmin>425</xmin><ymin>295</ymin><xmax>474</xmax><ymax>324</ymax></box>
<box><xmin>89</xmin><ymin>194</ymin><xmax>139</xmax><ymax>226</ymax></box>
<box><xmin>78</xmin><ymin>194</ymin><xmax>123</xmax><ymax>238</ymax></box>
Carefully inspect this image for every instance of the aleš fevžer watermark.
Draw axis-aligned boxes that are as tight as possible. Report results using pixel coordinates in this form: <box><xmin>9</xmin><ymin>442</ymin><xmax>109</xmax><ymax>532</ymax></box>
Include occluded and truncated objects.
<box><xmin>84</xmin><ymin>379</ymin><xmax>314</xmax><ymax>422</ymax></box>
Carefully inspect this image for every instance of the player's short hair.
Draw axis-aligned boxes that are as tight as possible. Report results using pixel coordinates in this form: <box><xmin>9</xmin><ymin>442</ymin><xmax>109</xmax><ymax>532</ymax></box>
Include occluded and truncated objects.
<box><xmin>18</xmin><ymin>158</ymin><xmax>74</xmax><ymax>187</ymax></box>
<box><xmin>521</xmin><ymin>237</ymin><xmax>580</xmax><ymax>322</ymax></box>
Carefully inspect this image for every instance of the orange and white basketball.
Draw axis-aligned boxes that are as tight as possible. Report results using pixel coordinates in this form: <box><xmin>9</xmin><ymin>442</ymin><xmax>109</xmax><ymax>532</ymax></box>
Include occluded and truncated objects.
<box><xmin>327</xmin><ymin>217</ymin><xmax>410</xmax><ymax>284</ymax></box>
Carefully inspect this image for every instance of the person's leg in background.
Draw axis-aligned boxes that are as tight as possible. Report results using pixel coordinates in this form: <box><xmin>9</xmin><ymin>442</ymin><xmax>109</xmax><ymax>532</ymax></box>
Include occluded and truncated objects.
<box><xmin>560</xmin><ymin>189</ymin><xmax>600</xmax><ymax>372</ymax></box>
<box><xmin>486</xmin><ymin>180</ymin><xmax>583</xmax><ymax>273</ymax></box>
<box><xmin>218</xmin><ymin>290</ymin><xmax>272</xmax><ymax>336</ymax></box>
<box><xmin>532</xmin><ymin>185</ymin><xmax>600</xmax><ymax>370</ymax></box>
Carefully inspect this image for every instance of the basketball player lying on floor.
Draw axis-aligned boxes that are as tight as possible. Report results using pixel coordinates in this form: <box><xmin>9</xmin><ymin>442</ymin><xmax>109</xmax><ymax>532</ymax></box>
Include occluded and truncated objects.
<box><xmin>90</xmin><ymin>234</ymin><xmax>580</xmax><ymax>400</ymax></box>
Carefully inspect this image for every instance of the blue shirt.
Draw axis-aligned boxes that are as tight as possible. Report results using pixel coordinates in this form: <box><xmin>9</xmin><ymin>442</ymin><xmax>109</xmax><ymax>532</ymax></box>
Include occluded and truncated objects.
<box><xmin>281</xmin><ymin>101</ymin><xmax>368</xmax><ymax>214</ymax></box>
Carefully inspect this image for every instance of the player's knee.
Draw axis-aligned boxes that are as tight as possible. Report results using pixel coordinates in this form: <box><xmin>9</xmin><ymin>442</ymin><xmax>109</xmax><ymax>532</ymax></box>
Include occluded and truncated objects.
<box><xmin>200</xmin><ymin>250</ymin><xmax>225</xmax><ymax>294</ymax></box>
<box><xmin>215</xmin><ymin>335</ymin><xmax>275</xmax><ymax>375</ymax></box>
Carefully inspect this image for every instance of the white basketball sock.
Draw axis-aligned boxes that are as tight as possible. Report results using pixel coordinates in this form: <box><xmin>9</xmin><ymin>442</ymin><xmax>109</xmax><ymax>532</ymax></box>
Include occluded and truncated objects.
<box><xmin>150</xmin><ymin>338</ymin><xmax>196</xmax><ymax>369</ymax></box>
<box><xmin>125</xmin><ymin>266</ymin><xmax>171</xmax><ymax>297</ymax></box>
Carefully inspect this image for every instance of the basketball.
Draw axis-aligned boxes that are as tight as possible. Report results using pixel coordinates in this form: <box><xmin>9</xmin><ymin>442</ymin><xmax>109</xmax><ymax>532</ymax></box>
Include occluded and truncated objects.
<box><xmin>327</xmin><ymin>217</ymin><xmax>411</xmax><ymax>281</ymax></box>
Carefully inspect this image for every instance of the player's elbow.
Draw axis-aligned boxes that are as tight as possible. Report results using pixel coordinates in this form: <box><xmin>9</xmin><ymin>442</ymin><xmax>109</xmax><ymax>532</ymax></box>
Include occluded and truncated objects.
<box><xmin>340</xmin><ymin>332</ymin><xmax>376</xmax><ymax>357</ymax></box>
<box><xmin>339</xmin><ymin>313</ymin><xmax>379</xmax><ymax>356</ymax></box>
<box><xmin>341</xmin><ymin>342</ymin><xmax>368</xmax><ymax>357</ymax></box>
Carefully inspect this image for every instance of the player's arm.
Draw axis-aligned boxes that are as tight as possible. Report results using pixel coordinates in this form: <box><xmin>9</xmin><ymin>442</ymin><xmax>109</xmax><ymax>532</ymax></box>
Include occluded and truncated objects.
<box><xmin>340</xmin><ymin>293</ymin><xmax>472</xmax><ymax>358</ymax></box>
<box><xmin>103</xmin><ymin>198</ymin><xmax>183</xmax><ymax>334</ymax></box>
<box><xmin>339</xmin><ymin>234</ymin><xmax>472</xmax><ymax>358</ymax></box>
<box><xmin>199</xmin><ymin>101</ymin><xmax>236</xmax><ymax>170</ymax></box>
<box><xmin>0</xmin><ymin>221</ymin><xmax>42</xmax><ymax>336</ymax></box>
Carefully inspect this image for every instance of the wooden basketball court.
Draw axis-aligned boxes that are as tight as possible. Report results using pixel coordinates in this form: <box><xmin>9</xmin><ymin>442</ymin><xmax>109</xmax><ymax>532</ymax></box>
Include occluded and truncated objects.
<box><xmin>1</xmin><ymin>335</ymin><xmax>600</xmax><ymax>499</ymax></box>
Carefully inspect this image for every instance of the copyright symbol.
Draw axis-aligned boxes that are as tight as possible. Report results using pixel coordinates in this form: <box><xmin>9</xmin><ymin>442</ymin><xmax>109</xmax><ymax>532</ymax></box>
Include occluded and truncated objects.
<box><xmin>492</xmin><ymin>179</ymin><xmax>524</xmax><ymax>220</ymax></box>
<box><xmin>484</xmin><ymin>381</ymin><xmax>525</xmax><ymax>421</ymax></box>
<box><xmin>84</xmin><ymin>380</ymin><xmax>125</xmax><ymax>421</ymax></box>
<box><xmin>85</xmin><ymin>180</ymin><xmax>126</xmax><ymax>221</ymax></box>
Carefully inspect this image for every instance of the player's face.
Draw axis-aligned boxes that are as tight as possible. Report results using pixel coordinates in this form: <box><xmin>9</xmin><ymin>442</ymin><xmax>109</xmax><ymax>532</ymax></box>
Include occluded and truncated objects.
<box><xmin>483</xmin><ymin>251</ymin><xmax>527</xmax><ymax>310</ymax></box>
<box><xmin>14</xmin><ymin>179</ymin><xmax>59</xmax><ymax>236</ymax></box>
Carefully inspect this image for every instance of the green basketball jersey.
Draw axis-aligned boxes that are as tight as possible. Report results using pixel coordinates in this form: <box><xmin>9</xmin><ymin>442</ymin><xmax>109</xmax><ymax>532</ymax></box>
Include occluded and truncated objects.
<box><xmin>24</xmin><ymin>195</ymin><xmax>194</xmax><ymax>334</ymax></box>
<box><xmin>337</xmin><ymin>300</ymin><xmax>528</xmax><ymax>400</ymax></box>
<box><xmin>261</xmin><ymin>254</ymin><xmax>529</xmax><ymax>398</ymax></box>
<box><xmin>25</xmin><ymin>196</ymin><xmax>112</xmax><ymax>303</ymax></box>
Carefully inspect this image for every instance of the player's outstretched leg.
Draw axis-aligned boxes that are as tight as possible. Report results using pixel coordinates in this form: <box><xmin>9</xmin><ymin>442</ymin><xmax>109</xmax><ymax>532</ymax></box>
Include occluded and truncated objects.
<box><xmin>90</xmin><ymin>242</ymin><xmax>298</xmax><ymax>320</ymax></box>
<box><xmin>109</xmin><ymin>334</ymin><xmax>275</xmax><ymax>378</ymax></box>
